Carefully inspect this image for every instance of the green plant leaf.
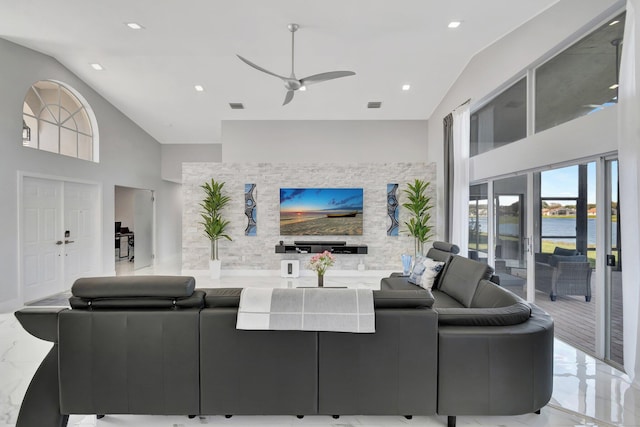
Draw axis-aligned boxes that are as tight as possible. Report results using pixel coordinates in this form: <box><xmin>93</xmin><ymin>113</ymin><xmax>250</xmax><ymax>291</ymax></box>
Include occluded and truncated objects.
<box><xmin>200</xmin><ymin>178</ymin><xmax>233</xmax><ymax>245</ymax></box>
<box><xmin>402</xmin><ymin>179</ymin><xmax>433</xmax><ymax>246</ymax></box>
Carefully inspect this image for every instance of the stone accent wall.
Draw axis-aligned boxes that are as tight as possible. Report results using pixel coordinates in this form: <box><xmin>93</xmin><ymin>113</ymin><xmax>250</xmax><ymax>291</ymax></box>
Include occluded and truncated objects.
<box><xmin>182</xmin><ymin>162</ymin><xmax>436</xmax><ymax>271</ymax></box>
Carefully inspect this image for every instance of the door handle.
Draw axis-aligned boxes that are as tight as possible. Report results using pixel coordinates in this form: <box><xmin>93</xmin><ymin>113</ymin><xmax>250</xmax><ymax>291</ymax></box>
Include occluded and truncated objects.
<box><xmin>64</xmin><ymin>240</ymin><xmax>75</xmax><ymax>244</ymax></box>
<box><xmin>55</xmin><ymin>240</ymin><xmax>63</xmax><ymax>245</ymax></box>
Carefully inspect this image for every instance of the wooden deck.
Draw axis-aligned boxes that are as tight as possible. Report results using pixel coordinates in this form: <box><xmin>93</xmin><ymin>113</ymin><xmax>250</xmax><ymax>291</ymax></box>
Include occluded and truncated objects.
<box><xmin>508</xmin><ymin>270</ymin><xmax>623</xmax><ymax>368</ymax></box>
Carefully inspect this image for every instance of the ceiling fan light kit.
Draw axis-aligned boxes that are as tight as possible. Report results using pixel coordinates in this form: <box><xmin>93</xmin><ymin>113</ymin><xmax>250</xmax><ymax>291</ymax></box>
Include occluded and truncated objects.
<box><xmin>237</xmin><ymin>23</ymin><xmax>355</xmax><ymax>105</ymax></box>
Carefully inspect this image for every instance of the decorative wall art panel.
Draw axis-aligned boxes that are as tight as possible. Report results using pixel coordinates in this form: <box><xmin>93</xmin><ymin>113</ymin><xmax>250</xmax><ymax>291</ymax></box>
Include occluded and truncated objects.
<box><xmin>387</xmin><ymin>183</ymin><xmax>399</xmax><ymax>236</ymax></box>
<box><xmin>245</xmin><ymin>183</ymin><xmax>257</xmax><ymax>236</ymax></box>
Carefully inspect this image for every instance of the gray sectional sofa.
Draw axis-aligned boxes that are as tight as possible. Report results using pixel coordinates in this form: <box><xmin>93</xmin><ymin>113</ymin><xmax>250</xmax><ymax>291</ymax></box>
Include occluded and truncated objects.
<box><xmin>14</xmin><ymin>242</ymin><xmax>553</xmax><ymax>427</ymax></box>
<box><xmin>381</xmin><ymin>242</ymin><xmax>554</xmax><ymax>427</ymax></box>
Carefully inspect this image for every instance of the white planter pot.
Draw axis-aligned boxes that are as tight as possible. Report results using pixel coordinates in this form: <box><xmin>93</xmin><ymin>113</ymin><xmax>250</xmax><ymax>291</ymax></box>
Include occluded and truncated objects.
<box><xmin>209</xmin><ymin>259</ymin><xmax>221</xmax><ymax>279</ymax></box>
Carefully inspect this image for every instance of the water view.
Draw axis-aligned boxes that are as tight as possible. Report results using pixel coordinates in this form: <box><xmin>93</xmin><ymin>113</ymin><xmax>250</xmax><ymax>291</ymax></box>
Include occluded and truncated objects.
<box><xmin>471</xmin><ymin>216</ymin><xmax>617</xmax><ymax>245</ymax></box>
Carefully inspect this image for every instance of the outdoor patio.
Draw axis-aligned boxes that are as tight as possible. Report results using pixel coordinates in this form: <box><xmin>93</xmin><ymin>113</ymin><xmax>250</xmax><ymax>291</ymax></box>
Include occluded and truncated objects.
<box><xmin>507</xmin><ymin>270</ymin><xmax>623</xmax><ymax>367</ymax></box>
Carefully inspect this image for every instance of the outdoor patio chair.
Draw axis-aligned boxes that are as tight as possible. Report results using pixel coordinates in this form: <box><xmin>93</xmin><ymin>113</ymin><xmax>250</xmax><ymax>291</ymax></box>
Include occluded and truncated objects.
<box><xmin>535</xmin><ymin>250</ymin><xmax>592</xmax><ymax>302</ymax></box>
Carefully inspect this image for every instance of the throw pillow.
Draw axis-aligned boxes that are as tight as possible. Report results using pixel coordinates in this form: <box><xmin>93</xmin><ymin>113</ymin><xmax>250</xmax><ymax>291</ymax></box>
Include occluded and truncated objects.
<box><xmin>407</xmin><ymin>256</ymin><xmax>427</xmax><ymax>285</ymax></box>
<box><xmin>420</xmin><ymin>258</ymin><xmax>445</xmax><ymax>290</ymax></box>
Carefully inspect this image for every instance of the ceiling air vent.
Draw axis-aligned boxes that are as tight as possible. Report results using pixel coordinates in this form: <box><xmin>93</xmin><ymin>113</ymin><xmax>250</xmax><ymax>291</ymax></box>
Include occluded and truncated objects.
<box><xmin>229</xmin><ymin>103</ymin><xmax>245</xmax><ymax>110</ymax></box>
<box><xmin>367</xmin><ymin>101</ymin><xmax>382</xmax><ymax>109</ymax></box>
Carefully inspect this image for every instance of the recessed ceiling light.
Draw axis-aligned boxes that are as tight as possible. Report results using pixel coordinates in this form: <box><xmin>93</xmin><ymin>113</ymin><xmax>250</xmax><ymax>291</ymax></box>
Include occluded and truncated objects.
<box><xmin>402</xmin><ymin>84</ymin><xmax>411</xmax><ymax>91</ymax></box>
<box><xmin>609</xmin><ymin>20</ymin><xmax>620</xmax><ymax>26</ymax></box>
<box><xmin>90</xmin><ymin>63</ymin><xmax>104</xmax><ymax>71</ymax></box>
<box><xmin>609</xmin><ymin>83</ymin><xmax>619</xmax><ymax>89</ymax></box>
<box><xmin>448</xmin><ymin>21</ymin><xmax>461</xmax><ymax>28</ymax></box>
<box><xmin>194</xmin><ymin>85</ymin><xmax>205</xmax><ymax>92</ymax></box>
<box><xmin>299</xmin><ymin>86</ymin><xmax>307</xmax><ymax>91</ymax></box>
<box><xmin>125</xmin><ymin>22</ymin><xmax>144</xmax><ymax>30</ymax></box>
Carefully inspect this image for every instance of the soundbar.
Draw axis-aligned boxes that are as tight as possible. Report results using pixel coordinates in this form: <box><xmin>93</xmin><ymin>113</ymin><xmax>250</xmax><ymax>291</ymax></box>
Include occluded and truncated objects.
<box><xmin>294</xmin><ymin>241</ymin><xmax>346</xmax><ymax>246</ymax></box>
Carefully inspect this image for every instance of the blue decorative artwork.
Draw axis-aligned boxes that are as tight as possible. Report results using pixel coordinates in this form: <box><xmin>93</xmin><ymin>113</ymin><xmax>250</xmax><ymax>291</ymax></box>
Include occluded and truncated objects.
<box><xmin>244</xmin><ymin>184</ymin><xmax>257</xmax><ymax>236</ymax></box>
<box><xmin>387</xmin><ymin>183</ymin><xmax>399</xmax><ymax>236</ymax></box>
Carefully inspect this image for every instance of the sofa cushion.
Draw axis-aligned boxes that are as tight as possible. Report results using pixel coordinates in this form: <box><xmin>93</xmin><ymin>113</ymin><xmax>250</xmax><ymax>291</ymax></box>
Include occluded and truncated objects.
<box><xmin>435</xmin><ymin>303</ymin><xmax>532</xmax><ymax>326</ymax></box>
<box><xmin>432</xmin><ymin>241</ymin><xmax>460</xmax><ymax>255</ymax></box>
<box><xmin>203</xmin><ymin>288</ymin><xmax>243</xmax><ymax>307</ymax></box>
<box><xmin>380</xmin><ymin>276</ymin><xmax>421</xmax><ymax>291</ymax></box>
<box><xmin>435</xmin><ymin>280</ymin><xmax>532</xmax><ymax>326</ymax></box>
<box><xmin>470</xmin><ymin>279</ymin><xmax>525</xmax><ymax>308</ymax></box>
<box><xmin>437</xmin><ymin>256</ymin><xmax>493</xmax><ymax>308</ymax></box>
<box><xmin>69</xmin><ymin>290</ymin><xmax>205</xmax><ymax>309</ymax></box>
<box><xmin>549</xmin><ymin>254</ymin><xmax>587</xmax><ymax>267</ymax></box>
<box><xmin>553</xmin><ymin>247</ymin><xmax>580</xmax><ymax>256</ymax></box>
<box><xmin>72</xmin><ymin>276</ymin><xmax>196</xmax><ymax>299</ymax></box>
<box><xmin>430</xmin><ymin>289</ymin><xmax>465</xmax><ymax>308</ymax></box>
<box><xmin>204</xmin><ymin>286</ymin><xmax>435</xmax><ymax>310</ymax></box>
<box><xmin>373</xmin><ymin>289</ymin><xmax>434</xmax><ymax>308</ymax></box>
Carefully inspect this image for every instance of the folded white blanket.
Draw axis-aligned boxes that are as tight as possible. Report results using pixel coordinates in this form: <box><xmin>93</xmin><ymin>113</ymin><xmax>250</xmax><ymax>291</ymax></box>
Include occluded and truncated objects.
<box><xmin>236</xmin><ymin>288</ymin><xmax>375</xmax><ymax>333</ymax></box>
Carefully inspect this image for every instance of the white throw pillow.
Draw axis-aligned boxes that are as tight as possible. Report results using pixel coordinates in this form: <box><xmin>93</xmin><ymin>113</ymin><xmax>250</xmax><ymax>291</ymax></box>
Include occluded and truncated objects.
<box><xmin>420</xmin><ymin>257</ymin><xmax>445</xmax><ymax>290</ymax></box>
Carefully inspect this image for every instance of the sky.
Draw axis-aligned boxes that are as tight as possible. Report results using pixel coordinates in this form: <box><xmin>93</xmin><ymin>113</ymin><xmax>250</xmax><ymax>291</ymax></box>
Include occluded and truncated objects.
<box><xmin>280</xmin><ymin>188</ymin><xmax>364</xmax><ymax>212</ymax></box>
<box><xmin>541</xmin><ymin>161</ymin><xmax>618</xmax><ymax>204</ymax></box>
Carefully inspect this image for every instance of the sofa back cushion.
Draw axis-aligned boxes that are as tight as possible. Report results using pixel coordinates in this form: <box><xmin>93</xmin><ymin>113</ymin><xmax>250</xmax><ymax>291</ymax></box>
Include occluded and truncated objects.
<box><xmin>204</xmin><ymin>287</ymin><xmax>435</xmax><ymax>310</ymax></box>
<box><xmin>438</xmin><ymin>255</ymin><xmax>493</xmax><ymax>308</ymax></box>
<box><xmin>435</xmin><ymin>279</ymin><xmax>532</xmax><ymax>326</ymax></box>
<box><xmin>427</xmin><ymin>241</ymin><xmax>460</xmax><ymax>261</ymax></box>
<box><xmin>373</xmin><ymin>289</ymin><xmax>434</xmax><ymax>308</ymax></box>
<box><xmin>69</xmin><ymin>276</ymin><xmax>202</xmax><ymax>309</ymax></box>
<box><xmin>471</xmin><ymin>279</ymin><xmax>525</xmax><ymax>308</ymax></box>
<box><xmin>72</xmin><ymin>275</ymin><xmax>196</xmax><ymax>298</ymax></box>
<box><xmin>203</xmin><ymin>287</ymin><xmax>242</xmax><ymax>307</ymax></box>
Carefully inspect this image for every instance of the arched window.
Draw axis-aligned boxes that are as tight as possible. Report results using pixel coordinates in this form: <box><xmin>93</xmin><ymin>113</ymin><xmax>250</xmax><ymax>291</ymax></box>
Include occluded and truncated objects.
<box><xmin>22</xmin><ymin>80</ymin><xmax>98</xmax><ymax>162</ymax></box>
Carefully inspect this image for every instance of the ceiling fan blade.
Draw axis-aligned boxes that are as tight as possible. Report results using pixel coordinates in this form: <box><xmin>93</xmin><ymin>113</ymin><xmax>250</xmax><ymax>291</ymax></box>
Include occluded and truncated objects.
<box><xmin>283</xmin><ymin>90</ymin><xmax>295</xmax><ymax>105</ymax></box>
<box><xmin>237</xmin><ymin>55</ymin><xmax>287</xmax><ymax>80</ymax></box>
<box><xmin>300</xmin><ymin>71</ymin><xmax>356</xmax><ymax>87</ymax></box>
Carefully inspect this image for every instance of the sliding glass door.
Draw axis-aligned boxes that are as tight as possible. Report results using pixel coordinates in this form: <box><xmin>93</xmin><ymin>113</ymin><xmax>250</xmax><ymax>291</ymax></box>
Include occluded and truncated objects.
<box><xmin>493</xmin><ymin>176</ymin><xmax>528</xmax><ymax>299</ymax></box>
<box><xmin>604</xmin><ymin>159</ymin><xmax>622</xmax><ymax>367</ymax></box>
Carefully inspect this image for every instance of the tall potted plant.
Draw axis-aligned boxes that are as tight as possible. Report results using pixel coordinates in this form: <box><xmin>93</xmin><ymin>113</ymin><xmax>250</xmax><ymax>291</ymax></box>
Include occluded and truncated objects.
<box><xmin>200</xmin><ymin>179</ymin><xmax>232</xmax><ymax>278</ymax></box>
<box><xmin>402</xmin><ymin>179</ymin><xmax>433</xmax><ymax>257</ymax></box>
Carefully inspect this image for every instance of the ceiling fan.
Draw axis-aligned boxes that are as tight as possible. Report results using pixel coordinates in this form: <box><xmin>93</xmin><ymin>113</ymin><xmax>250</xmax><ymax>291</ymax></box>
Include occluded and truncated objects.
<box><xmin>237</xmin><ymin>23</ymin><xmax>356</xmax><ymax>106</ymax></box>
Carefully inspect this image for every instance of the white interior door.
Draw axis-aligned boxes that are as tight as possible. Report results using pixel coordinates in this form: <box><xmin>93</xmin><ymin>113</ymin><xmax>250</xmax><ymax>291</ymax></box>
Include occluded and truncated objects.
<box><xmin>21</xmin><ymin>176</ymin><xmax>100</xmax><ymax>303</ymax></box>
<box><xmin>22</xmin><ymin>177</ymin><xmax>64</xmax><ymax>302</ymax></box>
<box><xmin>64</xmin><ymin>181</ymin><xmax>100</xmax><ymax>285</ymax></box>
<box><xmin>133</xmin><ymin>189</ymin><xmax>154</xmax><ymax>270</ymax></box>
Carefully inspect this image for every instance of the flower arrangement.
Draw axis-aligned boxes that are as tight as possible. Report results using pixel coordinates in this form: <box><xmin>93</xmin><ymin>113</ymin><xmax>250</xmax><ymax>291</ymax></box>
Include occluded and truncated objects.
<box><xmin>307</xmin><ymin>250</ymin><xmax>336</xmax><ymax>276</ymax></box>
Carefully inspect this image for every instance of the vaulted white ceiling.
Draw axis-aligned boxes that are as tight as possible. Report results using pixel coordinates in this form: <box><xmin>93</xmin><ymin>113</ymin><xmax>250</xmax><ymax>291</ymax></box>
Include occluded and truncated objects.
<box><xmin>0</xmin><ymin>0</ymin><xmax>560</xmax><ymax>143</ymax></box>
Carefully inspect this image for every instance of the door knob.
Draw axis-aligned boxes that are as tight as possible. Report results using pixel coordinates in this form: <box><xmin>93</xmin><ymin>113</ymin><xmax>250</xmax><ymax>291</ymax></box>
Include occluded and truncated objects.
<box><xmin>64</xmin><ymin>240</ymin><xmax>75</xmax><ymax>244</ymax></box>
<box><xmin>55</xmin><ymin>240</ymin><xmax>63</xmax><ymax>245</ymax></box>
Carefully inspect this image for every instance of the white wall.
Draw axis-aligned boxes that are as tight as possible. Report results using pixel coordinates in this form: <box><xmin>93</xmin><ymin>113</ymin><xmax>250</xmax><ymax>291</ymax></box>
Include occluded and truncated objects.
<box><xmin>161</xmin><ymin>143</ymin><xmax>222</xmax><ymax>183</ymax></box>
<box><xmin>470</xmin><ymin>106</ymin><xmax>618</xmax><ymax>181</ymax></box>
<box><xmin>0</xmin><ymin>38</ymin><xmax>182</xmax><ymax>311</ymax></box>
<box><xmin>426</xmin><ymin>0</ymin><xmax>623</xmax><ymax>235</ymax></box>
<box><xmin>222</xmin><ymin>120</ymin><xmax>428</xmax><ymax>163</ymax></box>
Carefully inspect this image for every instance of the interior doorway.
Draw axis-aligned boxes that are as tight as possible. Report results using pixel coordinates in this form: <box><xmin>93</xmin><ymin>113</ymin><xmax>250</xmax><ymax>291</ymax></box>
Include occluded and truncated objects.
<box><xmin>114</xmin><ymin>186</ymin><xmax>154</xmax><ymax>275</ymax></box>
<box><xmin>20</xmin><ymin>175</ymin><xmax>101</xmax><ymax>303</ymax></box>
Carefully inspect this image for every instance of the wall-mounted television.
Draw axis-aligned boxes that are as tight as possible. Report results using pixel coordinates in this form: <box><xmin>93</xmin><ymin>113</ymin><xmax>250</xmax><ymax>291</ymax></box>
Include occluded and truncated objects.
<box><xmin>280</xmin><ymin>188</ymin><xmax>363</xmax><ymax>236</ymax></box>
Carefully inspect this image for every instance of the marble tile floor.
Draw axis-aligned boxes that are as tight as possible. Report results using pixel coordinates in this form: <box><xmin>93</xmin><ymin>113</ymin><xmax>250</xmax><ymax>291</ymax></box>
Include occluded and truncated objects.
<box><xmin>4</xmin><ymin>270</ymin><xmax>640</xmax><ymax>426</ymax></box>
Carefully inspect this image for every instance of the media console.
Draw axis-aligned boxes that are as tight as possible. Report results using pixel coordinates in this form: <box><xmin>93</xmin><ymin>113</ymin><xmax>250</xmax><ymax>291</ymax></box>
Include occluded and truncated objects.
<box><xmin>275</xmin><ymin>241</ymin><xmax>368</xmax><ymax>255</ymax></box>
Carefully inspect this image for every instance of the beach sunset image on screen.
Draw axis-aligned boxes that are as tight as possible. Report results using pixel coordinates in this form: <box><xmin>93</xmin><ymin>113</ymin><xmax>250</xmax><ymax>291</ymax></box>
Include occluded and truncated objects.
<box><xmin>280</xmin><ymin>188</ymin><xmax>364</xmax><ymax>236</ymax></box>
